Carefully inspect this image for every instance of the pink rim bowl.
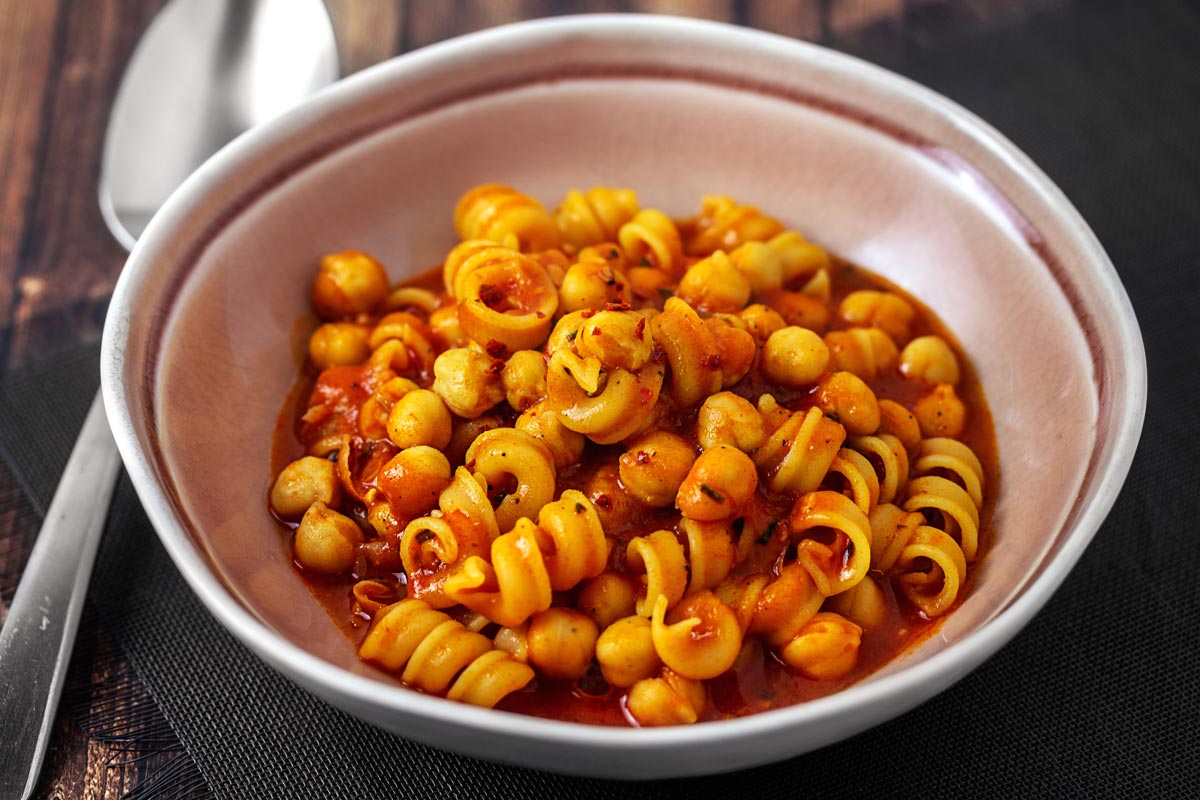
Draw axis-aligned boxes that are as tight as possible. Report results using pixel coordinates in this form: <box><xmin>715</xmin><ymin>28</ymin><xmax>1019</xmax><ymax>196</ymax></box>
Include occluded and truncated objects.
<box><xmin>101</xmin><ymin>15</ymin><xmax>1146</xmax><ymax>778</ymax></box>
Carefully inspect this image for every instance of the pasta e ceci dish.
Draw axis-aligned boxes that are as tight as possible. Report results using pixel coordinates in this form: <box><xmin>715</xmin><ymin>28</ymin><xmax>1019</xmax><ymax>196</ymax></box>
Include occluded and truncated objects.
<box><xmin>268</xmin><ymin>184</ymin><xmax>997</xmax><ymax>726</ymax></box>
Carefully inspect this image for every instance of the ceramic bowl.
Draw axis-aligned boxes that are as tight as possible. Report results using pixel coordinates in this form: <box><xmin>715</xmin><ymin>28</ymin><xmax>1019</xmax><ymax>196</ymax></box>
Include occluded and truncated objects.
<box><xmin>101</xmin><ymin>15</ymin><xmax>1146</xmax><ymax>778</ymax></box>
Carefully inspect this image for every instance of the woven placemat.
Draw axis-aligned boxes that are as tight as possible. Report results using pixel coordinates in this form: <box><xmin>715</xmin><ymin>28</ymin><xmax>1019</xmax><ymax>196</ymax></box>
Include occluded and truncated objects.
<box><xmin>2</xmin><ymin>1</ymin><xmax>1197</xmax><ymax>796</ymax></box>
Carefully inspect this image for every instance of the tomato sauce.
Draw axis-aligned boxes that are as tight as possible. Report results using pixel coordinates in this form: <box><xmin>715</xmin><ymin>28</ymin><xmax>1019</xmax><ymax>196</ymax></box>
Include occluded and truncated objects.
<box><xmin>270</xmin><ymin>259</ymin><xmax>999</xmax><ymax>725</ymax></box>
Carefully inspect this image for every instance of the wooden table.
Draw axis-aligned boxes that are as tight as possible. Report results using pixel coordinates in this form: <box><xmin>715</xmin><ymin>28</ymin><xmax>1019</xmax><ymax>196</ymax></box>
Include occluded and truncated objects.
<box><xmin>0</xmin><ymin>1</ymin><xmax>1059</xmax><ymax>797</ymax></box>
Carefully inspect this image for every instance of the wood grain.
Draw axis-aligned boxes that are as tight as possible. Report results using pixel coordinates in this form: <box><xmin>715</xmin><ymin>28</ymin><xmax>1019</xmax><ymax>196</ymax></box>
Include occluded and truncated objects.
<box><xmin>0</xmin><ymin>3</ymin><xmax>60</xmax><ymax>340</ymax></box>
<box><xmin>1</xmin><ymin>1</ymin><xmax>158</xmax><ymax>371</ymax></box>
<box><xmin>325</xmin><ymin>0</ymin><xmax>405</xmax><ymax>76</ymax></box>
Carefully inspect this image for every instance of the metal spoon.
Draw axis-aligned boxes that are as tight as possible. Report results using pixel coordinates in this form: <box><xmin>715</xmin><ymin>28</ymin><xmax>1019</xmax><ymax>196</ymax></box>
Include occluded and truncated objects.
<box><xmin>0</xmin><ymin>2</ymin><xmax>337</xmax><ymax>796</ymax></box>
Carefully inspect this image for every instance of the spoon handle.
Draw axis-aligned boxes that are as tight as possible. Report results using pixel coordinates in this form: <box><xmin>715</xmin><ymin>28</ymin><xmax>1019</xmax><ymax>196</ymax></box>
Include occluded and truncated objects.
<box><xmin>0</xmin><ymin>392</ymin><xmax>122</xmax><ymax>800</ymax></box>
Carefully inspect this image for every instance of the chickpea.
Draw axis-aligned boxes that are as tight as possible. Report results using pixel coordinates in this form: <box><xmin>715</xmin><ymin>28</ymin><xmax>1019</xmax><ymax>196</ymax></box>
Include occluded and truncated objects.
<box><xmin>839</xmin><ymin>290</ymin><xmax>915</xmax><ymax>343</ymax></box>
<box><xmin>675</xmin><ymin>251</ymin><xmax>752</xmax><ymax>314</ymax></box>
<box><xmin>899</xmin><ymin>335</ymin><xmax>961</xmax><ymax>385</ymax></box>
<box><xmin>627</xmin><ymin>266</ymin><xmax>673</xmax><ymax>307</ymax></box>
<box><xmin>428</xmin><ymin>304</ymin><xmax>468</xmax><ymax>349</ymax></box>
<box><xmin>676</xmin><ymin>445</ymin><xmax>758</xmax><ymax>522</ymax></box>
<box><xmin>526</xmin><ymin>608</ymin><xmax>600</xmax><ymax>681</ymax></box>
<box><xmin>729</xmin><ymin>241</ymin><xmax>783</xmax><ymax>294</ymax></box>
<box><xmin>761</xmin><ymin>326</ymin><xmax>830</xmax><ymax>388</ymax></box>
<box><xmin>913</xmin><ymin>383</ymin><xmax>967</xmax><ymax>438</ymax></box>
<box><xmin>294</xmin><ymin>501</ymin><xmax>362</xmax><ymax>574</ymax></box>
<box><xmin>578</xmin><ymin>572</ymin><xmax>638</xmax><ymax>630</ymax></box>
<box><xmin>625</xmin><ymin>677</ymin><xmax>699</xmax><ymax>726</ymax></box>
<box><xmin>780</xmin><ymin>612</ymin><xmax>863</xmax><ymax>680</ymax></box>
<box><xmin>386</xmin><ymin>389</ymin><xmax>452</xmax><ymax>450</ymax></box>
<box><xmin>825</xmin><ymin>576</ymin><xmax>887</xmax><ymax>629</ymax></box>
<box><xmin>311</xmin><ymin>250</ymin><xmax>389</xmax><ymax>320</ymax></box>
<box><xmin>584</xmin><ymin>463</ymin><xmax>639</xmax><ymax>532</ymax></box>
<box><xmin>769</xmin><ymin>230</ymin><xmax>830</xmax><ymax>284</ymax></box>
<box><xmin>814</xmin><ymin>371</ymin><xmax>881</xmax><ymax>435</ymax></box>
<box><xmin>619</xmin><ymin>431</ymin><xmax>698</xmax><ymax>508</ymax></box>
<box><xmin>269</xmin><ymin>456</ymin><xmax>340</xmax><ymax>519</ymax></box>
<box><xmin>501</xmin><ymin>350</ymin><xmax>547</xmax><ymax>411</ymax></box>
<box><xmin>740</xmin><ymin>303</ymin><xmax>787</xmax><ymax>342</ymax></box>
<box><xmin>444</xmin><ymin>414</ymin><xmax>501</xmax><ymax>467</ymax></box>
<box><xmin>575</xmin><ymin>310</ymin><xmax>654</xmax><ymax>371</ymax></box>
<box><xmin>697</xmin><ymin>392</ymin><xmax>764</xmax><ymax>452</ymax></box>
<box><xmin>878</xmin><ymin>399</ymin><xmax>922</xmax><ymax>452</ymax></box>
<box><xmin>432</xmin><ymin>347</ymin><xmax>504</xmax><ymax>419</ymax></box>
<box><xmin>765</xmin><ymin>290</ymin><xmax>830</xmax><ymax>332</ymax></box>
<box><xmin>377</xmin><ymin>446</ymin><xmax>452</xmax><ymax>519</ymax></box>
<box><xmin>558</xmin><ymin>259</ymin><xmax>632</xmax><ymax>313</ymax></box>
<box><xmin>825</xmin><ymin>327</ymin><xmax>900</xmax><ymax>382</ymax></box>
<box><xmin>515</xmin><ymin>401</ymin><xmax>585</xmax><ymax>468</ymax></box>
<box><xmin>660</xmin><ymin>669</ymin><xmax>708</xmax><ymax>719</ymax></box>
<box><xmin>545</xmin><ymin>310</ymin><xmax>593</xmax><ymax>356</ymax></box>
<box><xmin>308</xmin><ymin>323</ymin><xmax>370</xmax><ymax>370</ymax></box>
<box><xmin>493</xmin><ymin>624</ymin><xmax>529</xmax><ymax>662</ymax></box>
<box><xmin>595</xmin><ymin>616</ymin><xmax>660</xmax><ymax>688</ymax></box>
<box><xmin>708</xmin><ymin>319</ymin><xmax>756</xmax><ymax>387</ymax></box>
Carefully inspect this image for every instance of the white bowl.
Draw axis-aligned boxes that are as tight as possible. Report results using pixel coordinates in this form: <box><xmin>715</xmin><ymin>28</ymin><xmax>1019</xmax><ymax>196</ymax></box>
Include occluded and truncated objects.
<box><xmin>101</xmin><ymin>15</ymin><xmax>1146</xmax><ymax>778</ymax></box>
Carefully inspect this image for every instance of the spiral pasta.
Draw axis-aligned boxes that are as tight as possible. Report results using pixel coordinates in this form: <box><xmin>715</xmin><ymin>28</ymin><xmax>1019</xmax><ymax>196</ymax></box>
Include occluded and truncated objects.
<box><xmin>446</xmin><ymin>243</ymin><xmax>559</xmax><ymax>352</ymax></box>
<box><xmin>651</xmin><ymin>296</ymin><xmax>756</xmax><ymax>408</ymax></box>
<box><xmin>715</xmin><ymin>565</ymin><xmax>860</xmax><ymax>678</ymax></box>
<box><xmin>838</xmin><ymin>290</ymin><xmax>916</xmax><ymax>344</ymax></box>
<box><xmin>464</xmin><ymin>427</ymin><xmax>556</xmax><ymax>531</ymax></box>
<box><xmin>554</xmin><ymin>187</ymin><xmax>640</xmax><ymax>251</ymax></box>
<box><xmin>824</xmin><ymin>327</ymin><xmax>899</xmax><ymax>382</ymax></box>
<box><xmin>359</xmin><ymin>599</ymin><xmax>534</xmax><ymax>707</ymax></box>
<box><xmin>272</xmin><ymin>184</ymin><xmax>997</xmax><ymax>727</ymax></box>
<box><xmin>868</xmin><ymin>503</ymin><xmax>968</xmax><ymax>618</ymax></box>
<box><xmin>686</xmin><ymin>195</ymin><xmax>784</xmax><ymax>256</ymax></box>
<box><xmin>903</xmin><ymin>475</ymin><xmax>981</xmax><ymax>562</ymax></box>
<box><xmin>617</xmin><ymin>208</ymin><xmax>686</xmax><ymax>279</ymax></box>
<box><xmin>650</xmin><ymin>590</ymin><xmax>743</xmax><ymax>680</ymax></box>
<box><xmin>454</xmin><ymin>183</ymin><xmax>562</xmax><ymax>251</ymax></box>
<box><xmin>789</xmin><ymin>490</ymin><xmax>872</xmax><ymax>597</ymax></box>
<box><xmin>755</xmin><ymin>406</ymin><xmax>847</xmax><ymax>495</ymax></box>
<box><xmin>912</xmin><ymin>437</ymin><xmax>985</xmax><ymax>508</ymax></box>
<box><xmin>902</xmin><ymin>437</ymin><xmax>986</xmax><ymax>561</ymax></box>
<box><xmin>444</xmin><ymin>491</ymin><xmax>608</xmax><ymax>627</ymax></box>
<box><xmin>826</xmin><ymin>434</ymin><xmax>910</xmax><ymax>512</ymax></box>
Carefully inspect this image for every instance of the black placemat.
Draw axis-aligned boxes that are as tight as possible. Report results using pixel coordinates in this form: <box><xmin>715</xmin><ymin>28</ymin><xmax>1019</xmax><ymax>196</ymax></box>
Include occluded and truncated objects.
<box><xmin>3</xmin><ymin>1</ymin><xmax>1198</xmax><ymax>796</ymax></box>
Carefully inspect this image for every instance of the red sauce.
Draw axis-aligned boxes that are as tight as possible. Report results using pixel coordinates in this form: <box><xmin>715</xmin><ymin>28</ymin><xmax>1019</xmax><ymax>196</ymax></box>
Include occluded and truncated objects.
<box><xmin>270</xmin><ymin>258</ymin><xmax>999</xmax><ymax>726</ymax></box>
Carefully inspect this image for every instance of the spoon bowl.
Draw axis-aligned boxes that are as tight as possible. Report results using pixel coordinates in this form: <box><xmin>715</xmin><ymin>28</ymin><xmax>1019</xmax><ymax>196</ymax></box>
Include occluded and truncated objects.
<box><xmin>0</xmin><ymin>2</ymin><xmax>336</xmax><ymax>797</ymax></box>
<box><xmin>100</xmin><ymin>0</ymin><xmax>338</xmax><ymax>248</ymax></box>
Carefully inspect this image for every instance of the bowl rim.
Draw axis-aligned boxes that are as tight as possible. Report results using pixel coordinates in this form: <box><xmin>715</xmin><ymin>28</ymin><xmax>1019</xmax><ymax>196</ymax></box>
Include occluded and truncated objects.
<box><xmin>101</xmin><ymin>13</ymin><xmax>1147</xmax><ymax>758</ymax></box>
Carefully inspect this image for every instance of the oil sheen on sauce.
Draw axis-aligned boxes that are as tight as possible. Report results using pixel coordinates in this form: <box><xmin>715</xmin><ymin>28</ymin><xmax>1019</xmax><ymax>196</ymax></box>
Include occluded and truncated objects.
<box><xmin>269</xmin><ymin>259</ymin><xmax>999</xmax><ymax>726</ymax></box>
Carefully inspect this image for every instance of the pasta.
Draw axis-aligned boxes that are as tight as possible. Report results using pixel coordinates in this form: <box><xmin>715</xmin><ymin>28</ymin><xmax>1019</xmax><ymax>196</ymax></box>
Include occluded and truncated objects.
<box><xmin>359</xmin><ymin>599</ymin><xmax>534</xmax><ymax>706</ymax></box>
<box><xmin>269</xmin><ymin>185</ymin><xmax>997</xmax><ymax>725</ymax></box>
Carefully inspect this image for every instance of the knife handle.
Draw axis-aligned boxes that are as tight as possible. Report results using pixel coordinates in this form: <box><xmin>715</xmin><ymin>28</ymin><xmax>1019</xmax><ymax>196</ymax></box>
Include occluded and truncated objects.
<box><xmin>0</xmin><ymin>392</ymin><xmax>123</xmax><ymax>800</ymax></box>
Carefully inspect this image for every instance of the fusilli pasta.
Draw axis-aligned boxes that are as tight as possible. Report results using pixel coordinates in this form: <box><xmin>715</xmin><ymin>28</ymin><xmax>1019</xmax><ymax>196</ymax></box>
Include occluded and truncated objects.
<box><xmin>269</xmin><ymin>184</ymin><xmax>997</xmax><ymax>723</ymax></box>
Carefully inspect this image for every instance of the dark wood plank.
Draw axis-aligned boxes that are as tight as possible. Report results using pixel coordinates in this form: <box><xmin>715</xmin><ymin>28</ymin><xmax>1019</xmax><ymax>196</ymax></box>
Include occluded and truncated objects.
<box><xmin>830</xmin><ymin>0</ymin><xmax>905</xmax><ymax>35</ymax></box>
<box><xmin>743</xmin><ymin>1</ymin><xmax>824</xmax><ymax>40</ymax></box>
<box><xmin>401</xmin><ymin>0</ymin><xmax>736</xmax><ymax>53</ymax></box>
<box><xmin>1</xmin><ymin>0</ymin><xmax>159</xmax><ymax>371</ymax></box>
<box><xmin>325</xmin><ymin>0</ymin><xmax>406</xmax><ymax>76</ymax></box>
<box><xmin>0</xmin><ymin>2</ymin><xmax>61</xmax><ymax>335</ymax></box>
